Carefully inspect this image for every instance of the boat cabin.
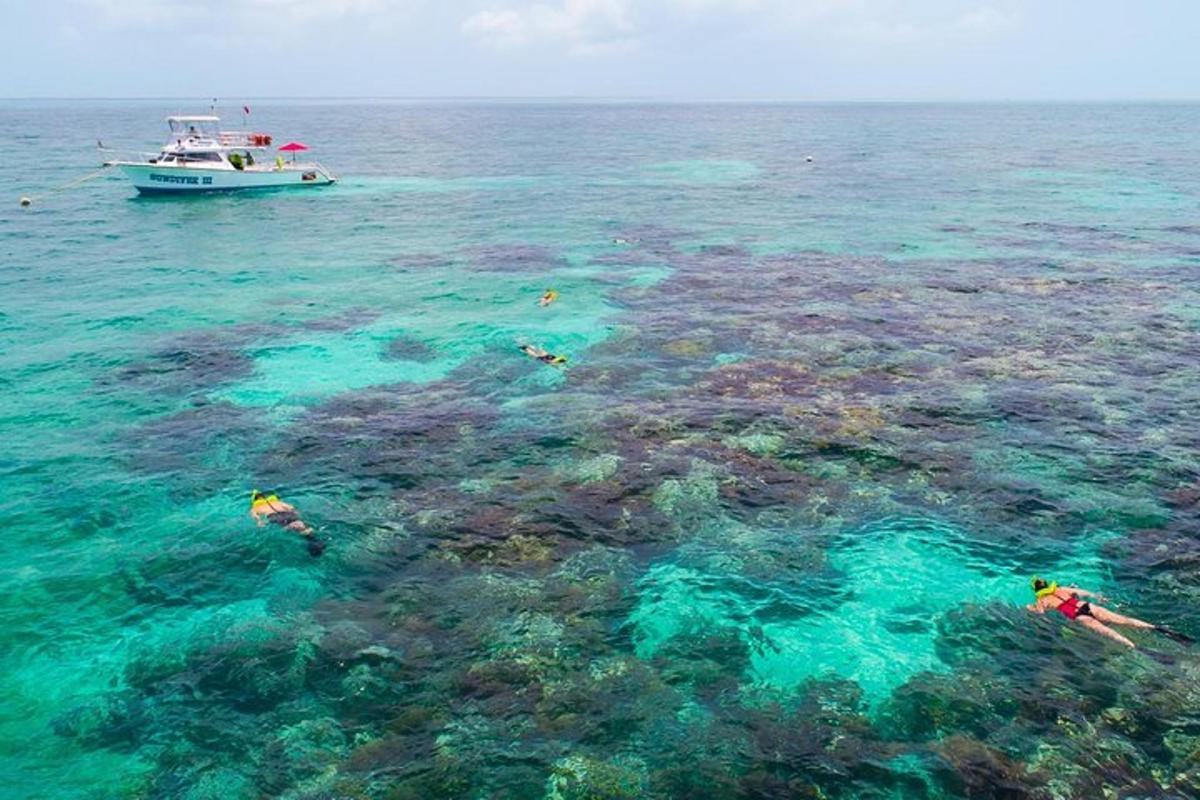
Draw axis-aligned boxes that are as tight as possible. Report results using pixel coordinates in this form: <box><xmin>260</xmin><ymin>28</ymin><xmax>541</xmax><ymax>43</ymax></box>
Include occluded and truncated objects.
<box><xmin>149</xmin><ymin>148</ymin><xmax>266</xmax><ymax>169</ymax></box>
<box><xmin>150</xmin><ymin>115</ymin><xmax>275</xmax><ymax>169</ymax></box>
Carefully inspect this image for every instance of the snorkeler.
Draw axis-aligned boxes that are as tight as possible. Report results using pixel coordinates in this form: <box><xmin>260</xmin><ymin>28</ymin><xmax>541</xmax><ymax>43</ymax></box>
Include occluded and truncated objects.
<box><xmin>250</xmin><ymin>490</ymin><xmax>325</xmax><ymax>556</ymax></box>
<box><xmin>539</xmin><ymin>289</ymin><xmax>559</xmax><ymax>307</ymax></box>
<box><xmin>519</xmin><ymin>344</ymin><xmax>568</xmax><ymax>365</ymax></box>
<box><xmin>1027</xmin><ymin>578</ymin><xmax>1192</xmax><ymax>649</ymax></box>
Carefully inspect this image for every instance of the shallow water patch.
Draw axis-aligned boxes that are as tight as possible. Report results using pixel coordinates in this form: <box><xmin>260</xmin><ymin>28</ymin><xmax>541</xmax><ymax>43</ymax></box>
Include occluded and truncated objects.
<box><xmin>630</xmin><ymin>516</ymin><xmax>1116</xmax><ymax>707</ymax></box>
<box><xmin>330</xmin><ymin>174</ymin><xmax>544</xmax><ymax>196</ymax></box>
<box><xmin>210</xmin><ymin>268</ymin><xmax>624</xmax><ymax>408</ymax></box>
<box><xmin>642</xmin><ymin>160</ymin><xmax>759</xmax><ymax>185</ymax></box>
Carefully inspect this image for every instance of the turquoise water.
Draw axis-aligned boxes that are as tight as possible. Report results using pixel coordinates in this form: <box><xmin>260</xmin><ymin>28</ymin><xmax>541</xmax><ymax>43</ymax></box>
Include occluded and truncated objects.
<box><xmin>3</xmin><ymin>101</ymin><xmax>1200</xmax><ymax>799</ymax></box>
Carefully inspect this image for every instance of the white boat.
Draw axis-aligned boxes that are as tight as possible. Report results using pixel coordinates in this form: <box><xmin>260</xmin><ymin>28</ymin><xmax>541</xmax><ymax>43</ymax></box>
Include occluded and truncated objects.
<box><xmin>108</xmin><ymin>115</ymin><xmax>336</xmax><ymax>194</ymax></box>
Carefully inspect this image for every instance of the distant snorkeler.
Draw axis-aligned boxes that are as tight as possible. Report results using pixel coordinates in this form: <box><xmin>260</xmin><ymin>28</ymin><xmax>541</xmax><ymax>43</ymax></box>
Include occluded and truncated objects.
<box><xmin>250</xmin><ymin>490</ymin><xmax>326</xmax><ymax>556</ymax></box>
<box><xmin>519</xmin><ymin>344</ymin><xmax>568</xmax><ymax>365</ymax></box>
<box><xmin>1027</xmin><ymin>577</ymin><xmax>1192</xmax><ymax>649</ymax></box>
<box><xmin>539</xmin><ymin>289</ymin><xmax>559</xmax><ymax>307</ymax></box>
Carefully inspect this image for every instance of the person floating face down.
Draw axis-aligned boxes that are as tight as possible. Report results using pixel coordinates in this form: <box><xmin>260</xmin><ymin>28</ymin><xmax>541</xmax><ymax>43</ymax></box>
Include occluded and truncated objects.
<box><xmin>520</xmin><ymin>344</ymin><xmax>567</xmax><ymax>366</ymax></box>
<box><xmin>250</xmin><ymin>490</ymin><xmax>325</xmax><ymax>556</ymax></box>
<box><xmin>1027</xmin><ymin>577</ymin><xmax>1192</xmax><ymax>649</ymax></box>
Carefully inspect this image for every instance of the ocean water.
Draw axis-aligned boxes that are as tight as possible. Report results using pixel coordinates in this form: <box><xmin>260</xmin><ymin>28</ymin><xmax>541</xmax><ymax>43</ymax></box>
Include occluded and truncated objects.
<box><xmin>2</xmin><ymin>101</ymin><xmax>1200</xmax><ymax>799</ymax></box>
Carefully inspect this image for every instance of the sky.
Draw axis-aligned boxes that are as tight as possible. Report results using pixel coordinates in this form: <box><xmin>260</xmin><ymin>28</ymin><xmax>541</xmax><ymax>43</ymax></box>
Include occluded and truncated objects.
<box><xmin>1</xmin><ymin>0</ymin><xmax>1197</xmax><ymax>100</ymax></box>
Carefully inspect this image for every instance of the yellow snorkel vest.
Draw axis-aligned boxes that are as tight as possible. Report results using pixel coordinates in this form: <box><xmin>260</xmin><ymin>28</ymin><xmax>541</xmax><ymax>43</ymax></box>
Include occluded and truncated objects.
<box><xmin>1034</xmin><ymin>581</ymin><xmax>1058</xmax><ymax>599</ymax></box>
<box><xmin>250</xmin><ymin>490</ymin><xmax>280</xmax><ymax>509</ymax></box>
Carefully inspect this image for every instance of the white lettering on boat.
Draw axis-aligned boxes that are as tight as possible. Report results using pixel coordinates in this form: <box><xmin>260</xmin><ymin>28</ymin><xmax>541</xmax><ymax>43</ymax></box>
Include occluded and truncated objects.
<box><xmin>148</xmin><ymin>173</ymin><xmax>201</xmax><ymax>185</ymax></box>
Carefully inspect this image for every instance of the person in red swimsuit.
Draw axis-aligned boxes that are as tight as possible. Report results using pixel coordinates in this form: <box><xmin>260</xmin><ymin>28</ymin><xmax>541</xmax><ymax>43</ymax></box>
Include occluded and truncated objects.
<box><xmin>1027</xmin><ymin>577</ymin><xmax>1191</xmax><ymax>649</ymax></box>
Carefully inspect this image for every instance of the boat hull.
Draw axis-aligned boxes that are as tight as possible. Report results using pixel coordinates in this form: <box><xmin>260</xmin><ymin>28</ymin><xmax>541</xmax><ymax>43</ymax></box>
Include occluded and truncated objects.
<box><xmin>118</xmin><ymin>163</ymin><xmax>336</xmax><ymax>194</ymax></box>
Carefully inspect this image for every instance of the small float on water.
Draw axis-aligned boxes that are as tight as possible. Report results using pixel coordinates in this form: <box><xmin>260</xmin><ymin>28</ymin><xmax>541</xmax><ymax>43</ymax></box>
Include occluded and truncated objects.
<box><xmin>107</xmin><ymin>115</ymin><xmax>336</xmax><ymax>194</ymax></box>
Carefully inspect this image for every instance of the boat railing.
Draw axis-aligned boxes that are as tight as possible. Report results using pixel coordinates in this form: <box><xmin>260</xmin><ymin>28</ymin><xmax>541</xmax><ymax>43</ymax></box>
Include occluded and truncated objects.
<box><xmin>218</xmin><ymin>131</ymin><xmax>273</xmax><ymax>148</ymax></box>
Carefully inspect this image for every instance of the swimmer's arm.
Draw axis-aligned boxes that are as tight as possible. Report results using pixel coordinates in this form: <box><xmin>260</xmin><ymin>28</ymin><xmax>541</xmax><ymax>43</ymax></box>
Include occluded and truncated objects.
<box><xmin>1026</xmin><ymin>602</ymin><xmax>1045</xmax><ymax>613</ymax></box>
<box><xmin>1063</xmin><ymin>586</ymin><xmax>1107</xmax><ymax>601</ymax></box>
<box><xmin>250</xmin><ymin>507</ymin><xmax>266</xmax><ymax>526</ymax></box>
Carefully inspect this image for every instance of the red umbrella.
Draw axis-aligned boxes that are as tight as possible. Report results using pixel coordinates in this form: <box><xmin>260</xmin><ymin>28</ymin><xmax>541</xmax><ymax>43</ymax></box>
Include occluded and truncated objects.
<box><xmin>278</xmin><ymin>141</ymin><xmax>308</xmax><ymax>162</ymax></box>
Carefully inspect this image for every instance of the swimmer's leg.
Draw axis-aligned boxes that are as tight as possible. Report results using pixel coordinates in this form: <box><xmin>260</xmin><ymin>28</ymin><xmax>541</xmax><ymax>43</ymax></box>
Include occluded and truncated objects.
<box><xmin>285</xmin><ymin>520</ymin><xmax>323</xmax><ymax>555</ymax></box>
<box><xmin>1088</xmin><ymin>605</ymin><xmax>1191</xmax><ymax>644</ymax></box>
<box><xmin>1077</xmin><ymin>616</ymin><xmax>1135</xmax><ymax>649</ymax></box>
<box><xmin>1088</xmin><ymin>605</ymin><xmax>1155</xmax><ymax>629</ymax></box>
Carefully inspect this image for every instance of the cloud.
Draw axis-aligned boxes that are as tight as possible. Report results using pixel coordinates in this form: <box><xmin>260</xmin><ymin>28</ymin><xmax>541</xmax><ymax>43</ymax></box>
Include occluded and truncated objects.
<box><xmin>77</xmin><ymin>0</ymin><xmax>203</xmax><ymax>30</ymax></box>
<box><xmin>663</xmin><ymin>0</ymin><xmax>1023</xmax><ymax>44</ymax></box>
<box><xmin>75</xmin><ymin>0</ymin><xmax>404</xmax><ymax>32</ymax></box>
<box><xmin>834</xmin><ymin>3</ymin><xmax>1021</xmax><ymax>46</ymax></box>
<box><xmin>665</xmin><ymin>0</ymin><xmax>844</xmax><ymax>18</ymax></box>
<box><xmin>462</xmin><ymin>0</ymin><xmax>637</xmax><ymax>56</ymax></box>
<box><xmin>74</xmin><ymin>0</ymin><xmax>1021</xmax><ymax>55</ymax></box>
<box><xmin>246</xmin><ymin>0</ymin><xmax>393</xmax><ymax>23</ymax></box>
<box><xmin>462</xmin><ymin>9</ymin><xmax>531</xmax><ymax>48</ymax></box>
<box><xmin>461</xmin><ymin>0</ymin><xmax>1023</xmax><ymax>58</ymax></box>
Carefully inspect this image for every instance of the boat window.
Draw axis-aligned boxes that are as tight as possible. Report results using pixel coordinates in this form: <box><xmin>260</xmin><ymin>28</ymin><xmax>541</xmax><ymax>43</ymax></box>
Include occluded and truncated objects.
<box><xmin>182</xmin><ymin>151</ymin><xmax>223</xmax><ymax>162</ymax></box>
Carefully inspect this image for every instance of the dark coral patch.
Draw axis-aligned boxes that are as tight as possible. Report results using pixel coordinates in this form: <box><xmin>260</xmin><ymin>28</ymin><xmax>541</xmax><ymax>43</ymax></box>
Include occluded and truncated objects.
<box><xmin>389</xmin><ymin>252</ymin><xmax>456</xmax><ymax>270</ymax></box>
<box><xmin>462</xmin><ymin>243</ymin><xmax>567</xmax><ymax>272</ymax></box>
<box><xmin>113</xmin><ymin>324</ymin><xmax>274</xmax><ymax>395</ymax></box>
<box><xmin>118</xmin><ymin>401</ymin><xmax>265</xmax><ymax>497</ymax></box>
<box><xmin>383</xmin><ymin>335</ymin><xmax>438</xmax><ymax>362</ymax></box>
<box><xmin>298</xmin><ymin>306</ymin><xmax>382</xmax><ymax>332</ymax></box>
